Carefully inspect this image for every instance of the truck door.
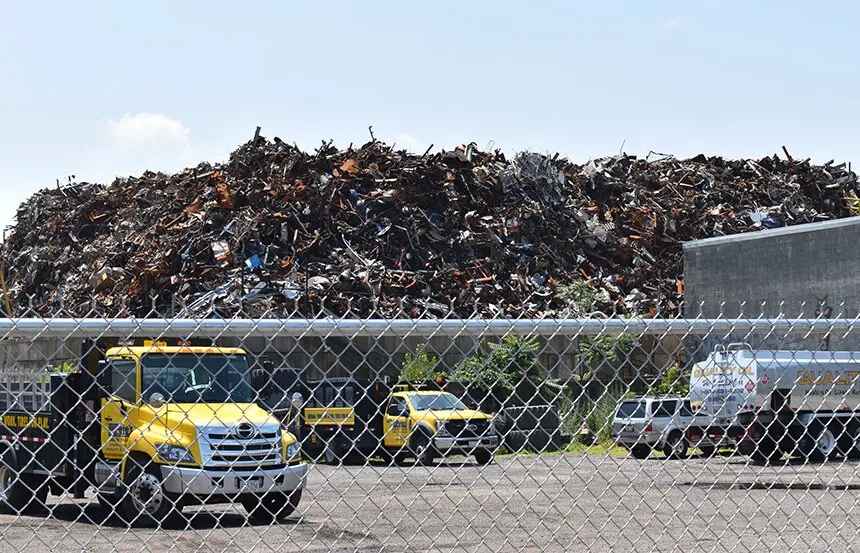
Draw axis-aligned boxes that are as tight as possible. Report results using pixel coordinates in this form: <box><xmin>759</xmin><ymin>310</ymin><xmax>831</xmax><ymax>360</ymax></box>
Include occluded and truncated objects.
<box><xmin>100</xmin><ymin>359</ymin><xmax>138</xmax><ymax>459</ymax></box>
<box><xmin>383</xmin><ymin>397</ymin><xmax>411</xmax><ymax>447</ymax></box>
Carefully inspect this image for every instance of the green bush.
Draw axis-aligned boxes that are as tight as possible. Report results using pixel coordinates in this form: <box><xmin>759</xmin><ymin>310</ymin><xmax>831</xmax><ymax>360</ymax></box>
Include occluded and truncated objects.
<box><xmin>560</xmin><ymin>387</ymin><xmax>628</xmax><ymax>446</ymax></box>
<box><xmin>652</xmin><ymin>365</ymin><xmax>689</xmax><ymax>396</ymax></box>
<box><xmin>578</xmin><ymin>333</ymin><xmax>636</xmax><ymax>369</ymax></box>
<box><xmin>450</xmin><ymin>336</ymin><xmax>541</xmax><ymax>392</ymax></box>
<box><xmin>399</xmin><ymin>345</ymin><xmax>440</xmax><ymax>382</ymax></box>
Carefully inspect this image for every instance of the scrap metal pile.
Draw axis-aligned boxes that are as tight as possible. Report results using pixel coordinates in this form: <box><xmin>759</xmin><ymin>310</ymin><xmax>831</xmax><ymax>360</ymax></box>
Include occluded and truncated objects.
<box><xmin>2</xmin><ymin>134</ymin><xmax>857</xmax><ymax>318</ymax></box>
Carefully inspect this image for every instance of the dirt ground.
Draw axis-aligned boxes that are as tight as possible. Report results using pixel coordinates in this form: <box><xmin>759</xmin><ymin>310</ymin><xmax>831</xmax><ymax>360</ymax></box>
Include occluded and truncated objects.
<box><xmin>2</xmin><ymin>452</ymin><xmax>860</xmax><ymax>552</ymax></box>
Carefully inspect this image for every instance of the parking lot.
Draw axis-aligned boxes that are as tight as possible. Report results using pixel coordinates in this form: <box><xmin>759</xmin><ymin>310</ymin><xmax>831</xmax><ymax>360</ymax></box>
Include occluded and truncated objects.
<box><xmin>3</xmin><ymin>452</ymin><xmax>860</xmax><ymax>552</ymax></box>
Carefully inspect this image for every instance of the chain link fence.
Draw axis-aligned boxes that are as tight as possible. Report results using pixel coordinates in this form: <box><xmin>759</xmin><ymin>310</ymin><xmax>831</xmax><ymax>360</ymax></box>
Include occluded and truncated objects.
<box><xmin>0</xmin><ymin>309</ymin><xmax>859</xmax><ymax>552</ymax></box>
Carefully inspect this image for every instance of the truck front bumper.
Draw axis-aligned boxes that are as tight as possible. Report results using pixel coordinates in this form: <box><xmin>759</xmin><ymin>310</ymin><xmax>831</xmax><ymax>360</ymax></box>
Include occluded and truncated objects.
<box><xmin>160</xmin><ymin>462</ymin><xmax>308</xmax><ymax>496</ymax></box>
<box><xmin>434</xmin><ymin>435</ymin><xmax>499</xmax><ymax>453</ymax></box>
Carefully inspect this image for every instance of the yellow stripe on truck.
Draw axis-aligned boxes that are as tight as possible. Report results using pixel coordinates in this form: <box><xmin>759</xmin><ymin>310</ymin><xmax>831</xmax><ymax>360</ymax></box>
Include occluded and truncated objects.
<box><xmin>304</xmin><ymin>407</ymin><xmax>356</xmax><ymax>425</ymax></box>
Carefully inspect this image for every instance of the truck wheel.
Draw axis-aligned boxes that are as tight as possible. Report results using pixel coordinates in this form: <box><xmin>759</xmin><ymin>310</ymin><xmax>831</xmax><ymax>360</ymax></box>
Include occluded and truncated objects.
<box><xmin>242</xmin><ymin>489</ymin><xmax>302</xmax><ymax>522</ymax></box>
<box><xmin>474</xmin><ymin>449</ymin><xmax>493</xmax><ymax>466</ymax></box>
<box><xmin>412</xmin><ymin>432</ymin><xmax>436</xmax><ymax>466</ymax></box>
<box><xmin>630</xmin><ymin>445</ymin><xmax>651</xmax><ymax>460</ymax></box>
<box><xmin>0</xmin><ymin>450</ymin><xmax>47</xmax><ymax>514</ymax></box>
<box><xmin>118</xmin><ymin>458</ymin><xmax>176</xmax><ymax>526</ymax></box>
<box><xmin>663</xmin><ymin>432</ymin><xmax>688</xmax><ymax>460</ymax></box>
<box><xmin>805</xmin><ymin>427</ymin><xmax>837</xmax><ymax>463</ymax></box>
<box><xmin>324</xmin><ymin>442</ymin><xmax>343</xmax><ymax>465</ymax></box>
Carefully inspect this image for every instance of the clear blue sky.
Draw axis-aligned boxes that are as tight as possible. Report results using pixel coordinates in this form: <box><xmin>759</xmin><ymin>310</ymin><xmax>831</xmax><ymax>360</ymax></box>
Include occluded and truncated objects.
<box><xmin>1</xmin><ymin>2</ymin><xmax>858</xmax><ymax>233</ymax></box>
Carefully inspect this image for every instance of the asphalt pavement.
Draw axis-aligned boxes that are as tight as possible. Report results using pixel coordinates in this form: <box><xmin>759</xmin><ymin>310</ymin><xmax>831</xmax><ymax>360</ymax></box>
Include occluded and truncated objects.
<box><xmin>2</xmin><ymin>452</ymin><xmax>859</xmax><ymax>552</ymax></box>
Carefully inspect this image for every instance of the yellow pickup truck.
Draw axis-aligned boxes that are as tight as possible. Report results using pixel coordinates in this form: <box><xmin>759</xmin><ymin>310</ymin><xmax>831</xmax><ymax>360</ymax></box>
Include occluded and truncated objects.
<box><xmin>291</xmin><ymin>378</ymin><xmax>498</xmax><ymax>465</ymax></box>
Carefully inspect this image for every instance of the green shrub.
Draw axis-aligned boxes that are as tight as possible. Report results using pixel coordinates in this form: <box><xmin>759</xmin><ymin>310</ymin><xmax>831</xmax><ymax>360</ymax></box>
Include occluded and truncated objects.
<box><xmin>578</xmin><ymin>333</ymin><xmax>636</xmax><ymax>369</ymax></box>
<box><xmin>652</xmin><ymin>365</ymin><xmax>689</xmax><ymax>395</ymax></box>
<box><xmin>399</xmin><ymin>345</ymin><xmax>440</xmax><ymax>382</ymax></box>
<box><xmin>560</xmin><ymin>387</ymin><xmax>628</xmax><ymax>447</ymax></box>
<box><xmin>450</xmin><ymin>336</ymin><xmax>541</xmax><ymax>392</ymax></box>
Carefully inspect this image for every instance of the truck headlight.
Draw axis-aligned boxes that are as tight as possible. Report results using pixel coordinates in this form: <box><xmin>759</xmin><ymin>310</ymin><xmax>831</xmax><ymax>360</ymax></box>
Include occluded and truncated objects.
<box><xmin>156</xmin><ymin>443</ymin><xmax>196</xmax><ymax>464</ymax></box>
<box><xmin>436</xmin><ymin>420</ymin><xmax>449</xmax><ymax>436</ymax></box>
<box><xmin>286</xmin><ymin>443</ymin><xmax>301</xmax><ymax>461</ymax></box>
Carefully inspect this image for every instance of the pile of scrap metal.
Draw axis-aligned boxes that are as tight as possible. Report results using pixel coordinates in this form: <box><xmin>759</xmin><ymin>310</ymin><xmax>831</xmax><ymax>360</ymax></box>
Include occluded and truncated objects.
<box><xmin>2</xmin><ymin>132</ymin><xmax>856</xmax><ymax>318</ymax></box>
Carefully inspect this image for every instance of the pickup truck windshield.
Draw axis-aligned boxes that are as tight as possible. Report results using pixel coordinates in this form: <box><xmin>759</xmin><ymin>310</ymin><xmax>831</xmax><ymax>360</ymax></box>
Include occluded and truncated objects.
<box><xmin>408</xmin><ymin>393</ymin><xmax>467</xmax><ymax>411</ymax></box>
<box><xmin>140</xmin><ymin>353</ymin><xmax>253</xmax><ymax>403</ymax></box>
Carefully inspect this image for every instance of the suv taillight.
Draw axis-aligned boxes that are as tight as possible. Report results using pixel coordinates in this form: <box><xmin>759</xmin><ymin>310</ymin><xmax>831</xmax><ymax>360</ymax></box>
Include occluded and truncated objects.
<box><xmin>644</xmin><ymin>424</ymin><xmax>653</xmax><ymax>432</ymax></box>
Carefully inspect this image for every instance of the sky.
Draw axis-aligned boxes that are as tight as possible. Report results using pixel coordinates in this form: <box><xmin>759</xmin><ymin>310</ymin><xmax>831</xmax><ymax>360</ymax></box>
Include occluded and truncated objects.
<box><xmin>1</xmin><ymin>1</ymin><xmax>859</xmax><ymax>234</ymax></box>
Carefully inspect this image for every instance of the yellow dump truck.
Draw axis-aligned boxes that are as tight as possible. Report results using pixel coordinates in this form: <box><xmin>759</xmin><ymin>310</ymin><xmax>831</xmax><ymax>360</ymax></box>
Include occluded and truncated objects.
<box><xmin>292</xmin><ymin>378</ymin><xmax>498</xmax><ymax>465</ymax></box>
<box><xmin>0</xmin><ymin>340</ymin><xmax>306</xmax><ymax>524</ymax></box>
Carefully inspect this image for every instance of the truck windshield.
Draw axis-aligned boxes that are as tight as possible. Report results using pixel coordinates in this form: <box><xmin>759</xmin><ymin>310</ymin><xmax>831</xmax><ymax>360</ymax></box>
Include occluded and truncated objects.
<box><xmin>140</xmin><ymin>354</ymin><xmax>253</xmax><ymax>403</ymax></box>
<box><xmin>408</xmin><ymin>393</ymin><xmax>467</xmax><ymax>411</ymax></box>
<box><xmin>617</xmin><ymin>401</ymin><xmax>646</xmax><ymax>419</ymax></box>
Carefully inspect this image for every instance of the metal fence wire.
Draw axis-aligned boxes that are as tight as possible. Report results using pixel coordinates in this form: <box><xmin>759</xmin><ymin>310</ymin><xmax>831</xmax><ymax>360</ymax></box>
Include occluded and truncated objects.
<box><xmin>3</xmin><ymin>311</ymin><xmax>860</xmax><ymax>552</ymax></box>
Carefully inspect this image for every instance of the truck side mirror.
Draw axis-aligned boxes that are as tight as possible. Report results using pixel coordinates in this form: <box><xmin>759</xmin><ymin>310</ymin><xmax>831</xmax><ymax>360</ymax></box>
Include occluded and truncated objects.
<box><xmin>96</xmin><ymin>360</ymin><xmax>112</xmax><ymax>395</ymax></box>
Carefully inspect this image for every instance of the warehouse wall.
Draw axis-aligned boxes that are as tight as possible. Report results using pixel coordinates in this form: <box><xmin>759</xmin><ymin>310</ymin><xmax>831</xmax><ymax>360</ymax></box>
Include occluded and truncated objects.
<box><xmin>683</xmin><ymin>217</ymin><xmax>860</xmax><ymax>357</ymax></box>
<box><xmin>0</xmin><ymin>333</ymin><xmax>680</xmax><ymax>388</ymax></box>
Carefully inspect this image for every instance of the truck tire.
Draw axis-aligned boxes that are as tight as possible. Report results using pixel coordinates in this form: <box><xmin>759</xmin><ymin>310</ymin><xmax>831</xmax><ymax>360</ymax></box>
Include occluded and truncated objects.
<box><xmin>117</xmin><ymin>458</ymin><xmax>177</xmax><ymax>526</ymax></box>
<box><xmin>242</xmin><ymin>489</ymin><xmax>302</xmax><ymax>522</ymax></box>
<box><xmin>630</xmin><ymin>445</ymin><xmax>651</xmax><ymax>460</ymax></box>
<box><xmin>0</xmin><ymin>450</ymin><xmax>47</xmax><ymax>514</ymax></box>
<box><xmin>324</xmin><ymin>441</ymin><xmax>343</xmax><ymax>465</ymax></box>
<box><xmin>474</xmin><ymin>449</ymin><xmax>493</xmax><ymax>466</ymax></box>
<box><xmin>803</xmin><ymin>425</ymin><xmax>837</xmax><ymax>463</ymax></box>
<box><xmin>411</xmin><ymin>432</ymin><xmax>436</xmax><ymax>466</ymax></box>
<box><xmin>663</xmin><ymin>431</ymin><xmax>689</xmax><ymax>460</ymax></box>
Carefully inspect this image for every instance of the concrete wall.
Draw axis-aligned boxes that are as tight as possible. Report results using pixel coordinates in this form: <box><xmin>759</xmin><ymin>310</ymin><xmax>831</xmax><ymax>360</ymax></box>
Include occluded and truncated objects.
<box><xmin>683</xmin><ymin>217</ymin><xmax>860</xmax><ymax>357</ymax></box>
<box><xmin>0</xmin><ymin>333</ymin><xmax>682</xmax><ymax>389</ymax></box>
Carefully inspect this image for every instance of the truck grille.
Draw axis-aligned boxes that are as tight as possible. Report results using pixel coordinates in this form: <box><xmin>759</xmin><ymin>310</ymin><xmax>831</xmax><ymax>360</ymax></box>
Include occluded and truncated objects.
<box><xmin>445</xmin><ymin>419</ymin><xmax>491</xmax><ymax>438</ymax></box>
<box><xmin>199</xmin><ymin>424</ymin><xmax>283</xmax><ymax>469</ymax></box>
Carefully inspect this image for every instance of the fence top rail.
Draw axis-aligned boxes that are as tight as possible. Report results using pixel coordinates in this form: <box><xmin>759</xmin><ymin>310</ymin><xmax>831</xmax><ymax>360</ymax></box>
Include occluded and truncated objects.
<box><xmin>0</xmin><ymin>317</ymin><xmax>855</xmax><ymax>339</ymax></box>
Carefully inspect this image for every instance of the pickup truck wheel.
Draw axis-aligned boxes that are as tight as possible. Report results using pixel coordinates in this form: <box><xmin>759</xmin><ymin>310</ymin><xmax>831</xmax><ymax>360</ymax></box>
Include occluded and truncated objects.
<box><xmin>242</xmin><ymin>489</ymin><xmax>302</xmax><ymax>522</ymax></box>
<box><xmin>118</xmin><ymin>459</ymin><xmax>176</xmax><ymax>526</ymax></box>
<box><xmin>663</xmin><ymin>432</ymin><xmax>689</xmax><ymax>460</ymax></box>
<box><xmin>630</xmin><ymin>445</ymin><xmax>651</xmax><ymax>460</ymax></box>
<box><xmin>474</xmin><ymin>449</ymin><xmax>493</xmax><ymax>465</ymax></box>
<box><xmin>412</xmin><ymin>432</ymin><xmax>436</xmax><ymax>466</ymax></box>
<box><xmin>0</xmin><ymin>450</ymin><xmax>47</xmax><ymax>514</ymax></box>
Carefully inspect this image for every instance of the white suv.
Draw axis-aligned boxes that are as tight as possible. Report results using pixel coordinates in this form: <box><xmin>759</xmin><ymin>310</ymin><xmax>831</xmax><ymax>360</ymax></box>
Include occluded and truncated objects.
<box><xmin>612</xmin><ymin>397</ymin><xmax>718</xmax><ymax>460</ymax></box>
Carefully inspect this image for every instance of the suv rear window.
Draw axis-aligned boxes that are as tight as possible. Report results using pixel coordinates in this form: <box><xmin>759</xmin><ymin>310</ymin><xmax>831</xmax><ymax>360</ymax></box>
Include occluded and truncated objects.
<box><xmin>653</xmin><ymin>400</ymin><xmax>678</xmax><ymax>417</ymax></box>
<box><xmin>617</xmin><ymin>401</ymin><xmax>646</xmax><ymax>419</ymax></box>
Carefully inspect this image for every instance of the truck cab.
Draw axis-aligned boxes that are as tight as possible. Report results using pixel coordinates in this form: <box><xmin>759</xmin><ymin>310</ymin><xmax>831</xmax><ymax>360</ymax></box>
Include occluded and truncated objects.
<box><xmin>0</xmin><ymin>340</ymin><xmax>307</xmax><ymax>524</ymax></box>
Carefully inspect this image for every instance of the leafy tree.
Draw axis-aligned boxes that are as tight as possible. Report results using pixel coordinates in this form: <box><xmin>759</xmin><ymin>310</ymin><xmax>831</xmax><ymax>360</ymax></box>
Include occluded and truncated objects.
<box><xmin>652</xmin><ymin>365</ymin><xmax>689</xmax><ymax>396</ymax></box>
<box><xmin>399</xmin><ymin>345</ymin><xmax>440</xmax><ymax>381</ymax></box>
<box><xmin>450</xmin><ymin>336</ymin><xmax>542</xmax><ymax>392</ymax></box>
<box><xmin>578</xmin><ymin>333</ymin><xmax>636</xmax><ymax>370</ymax></box>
